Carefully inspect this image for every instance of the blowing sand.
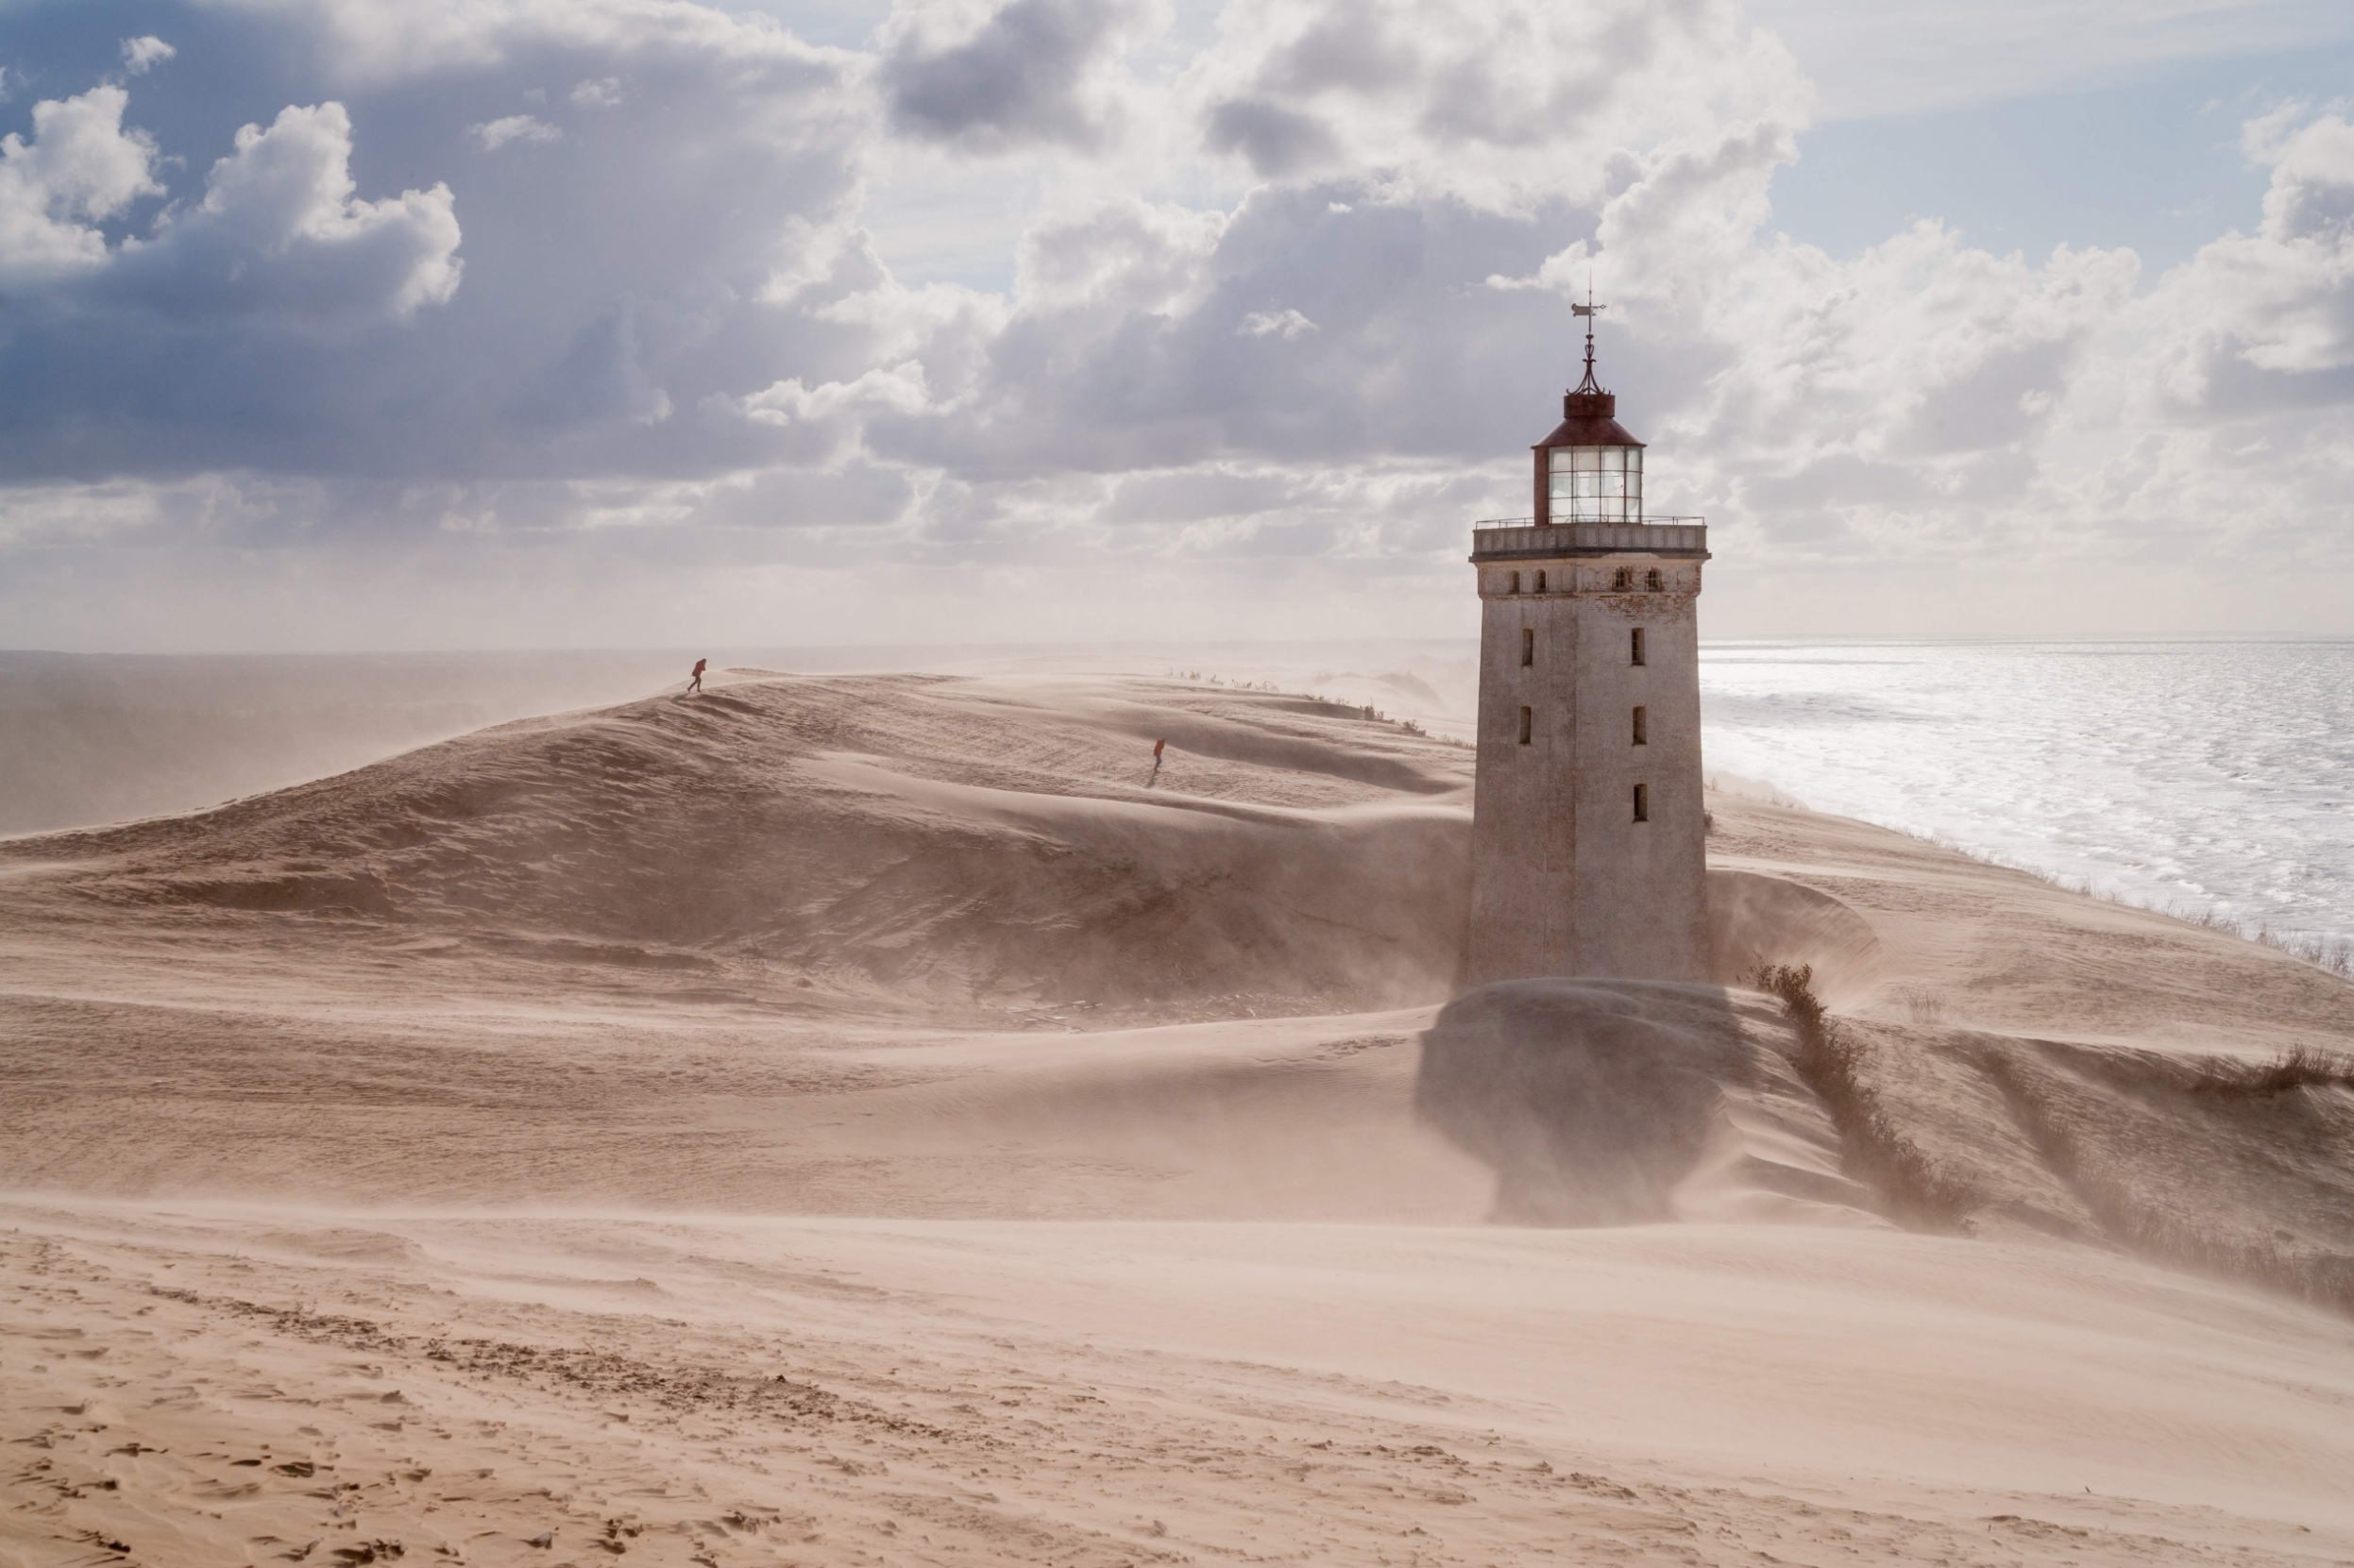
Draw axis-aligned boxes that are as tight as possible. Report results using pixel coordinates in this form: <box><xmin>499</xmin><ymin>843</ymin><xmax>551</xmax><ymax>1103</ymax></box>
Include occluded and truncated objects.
<box><xmin>4</xmin><ymin>665</ymin><xmax>2351</xmax><ymax>1566</ymax></box>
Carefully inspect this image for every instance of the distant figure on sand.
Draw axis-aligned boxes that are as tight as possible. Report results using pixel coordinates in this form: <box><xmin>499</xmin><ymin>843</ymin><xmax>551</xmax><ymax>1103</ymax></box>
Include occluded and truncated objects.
<box><xmin>1150</xmin><ymin>737</ymin><xmax>1165</xmax><ymax>785</ymax></box>
<box><xmin>687</xmin><ymin>658</ymin><xmax>706</xmax><ymax>695</ymax></box>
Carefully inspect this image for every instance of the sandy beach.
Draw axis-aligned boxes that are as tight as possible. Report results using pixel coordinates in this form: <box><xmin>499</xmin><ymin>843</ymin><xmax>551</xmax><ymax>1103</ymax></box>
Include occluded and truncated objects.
<box><xmin>6</xmin><ymin>665</ymin><xmax>2351</xmax><ymax>1566</ymax></box>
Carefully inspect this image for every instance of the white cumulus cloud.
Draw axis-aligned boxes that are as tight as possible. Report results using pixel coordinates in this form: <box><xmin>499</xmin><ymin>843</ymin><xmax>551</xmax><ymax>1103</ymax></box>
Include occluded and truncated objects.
<box><xmin>121</xmin><ymin>100</ymin><xmax>464</xmax><ymax>322</ymax></box>
<box><xmin>1238</xmin><ymin>308</ymin><xmax>1315</xmax><ymax>339</ymax></box>
<box><xmin>121</xmin><ymin>36</ymin><xmax>178</xmax><ymax>75</ymax></box>
<box><xmin>0</xmin><ymin>85</ymin><xmax>162</xmax><ymax>282</ymax></box>
<box><xmin>471</xmin><ymin>113</ymin><xmax>561</xmax><ymax>149</ymax></box>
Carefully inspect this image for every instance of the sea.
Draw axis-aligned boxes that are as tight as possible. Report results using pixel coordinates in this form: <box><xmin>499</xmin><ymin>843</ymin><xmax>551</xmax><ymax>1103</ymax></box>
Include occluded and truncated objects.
<box><xmin>1698</xmin><ymin>639</ymin><xmax>2354</xmax><ymax>953</ymax></box>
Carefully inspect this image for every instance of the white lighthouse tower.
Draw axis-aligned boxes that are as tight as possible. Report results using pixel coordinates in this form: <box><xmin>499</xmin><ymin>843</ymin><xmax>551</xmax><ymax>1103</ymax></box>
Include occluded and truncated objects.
<box><xmin>1464</xmin><ymin>297</ymin><xmax>1710</xmax><ymax>986</ymax></box>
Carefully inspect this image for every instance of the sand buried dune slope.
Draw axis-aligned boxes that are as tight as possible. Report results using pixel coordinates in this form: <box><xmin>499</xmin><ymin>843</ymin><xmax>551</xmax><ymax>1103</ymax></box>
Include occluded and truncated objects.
<box><xmin>1704</xmin><ymin>867</ymin><xmax>1884</xmax><ymax>1003</ymax></box>
<box><xmin>1</xmin><ymin>672</ymin><xmax>1473</xmax><ymax>1017</ymax></box>
<box><xmin>5</xmin><ymin>663</ymin><xmax>2354</xmax><ymax>1565</ymax></box>
<box><xmin>1</xmin><ymin>670</ymin><xmax>2346</xmax><ymax>1239</ymax></box>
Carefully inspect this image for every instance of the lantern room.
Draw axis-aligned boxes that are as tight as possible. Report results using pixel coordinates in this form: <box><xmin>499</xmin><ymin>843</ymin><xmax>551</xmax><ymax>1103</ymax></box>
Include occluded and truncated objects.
<box><xmin>1531</xmin><ymin>295</ymin><xmax>1646</xmax><ymax>527</ymax></box>
<box><xmin>1536</xmin><ymin>394</ymin><xmax>1644</xmax><ymax>525</ymax></box>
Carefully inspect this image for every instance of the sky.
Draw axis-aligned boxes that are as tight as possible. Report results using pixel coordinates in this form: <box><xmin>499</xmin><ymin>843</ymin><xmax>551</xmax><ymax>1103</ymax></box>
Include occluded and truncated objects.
<box><xmin>1</xmin><ymin>0</ymin><xmax>2351</xmax><ymax>650</ymax></box>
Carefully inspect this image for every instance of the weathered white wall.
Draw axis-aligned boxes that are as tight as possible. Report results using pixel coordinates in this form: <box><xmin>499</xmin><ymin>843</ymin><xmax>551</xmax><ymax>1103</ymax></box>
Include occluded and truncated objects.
<box><xmin>1465</xmin><ymin>552</ymin><xmax>1708</xmax><ymax>985</ymax></box>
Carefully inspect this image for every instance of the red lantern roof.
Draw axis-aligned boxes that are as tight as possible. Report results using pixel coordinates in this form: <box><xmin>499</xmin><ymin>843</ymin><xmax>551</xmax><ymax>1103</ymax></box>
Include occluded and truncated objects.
<box><xmin>1533</xmin><ymin>390</ymin><xmax>1644</xmax><ymax>450</ymax></box>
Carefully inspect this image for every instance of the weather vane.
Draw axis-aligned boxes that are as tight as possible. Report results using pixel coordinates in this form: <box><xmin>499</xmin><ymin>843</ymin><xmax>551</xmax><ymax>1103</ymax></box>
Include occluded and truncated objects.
<box><xmin>1570</xmin><ymin>278</ymin><xmax>1606</xmax><ymax>395</ymax></box>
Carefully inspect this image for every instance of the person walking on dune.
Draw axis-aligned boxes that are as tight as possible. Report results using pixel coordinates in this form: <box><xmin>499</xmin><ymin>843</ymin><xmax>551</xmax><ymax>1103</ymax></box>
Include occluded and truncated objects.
<box><xmin>686</xmin><ymin>657</ymin><xmax>706</xmax><ymax>696</ymax></box>
<box><xmin>1150</xmin><ymin>737</ymin><xmax>1165</xmax><ymax>786</ymax></box>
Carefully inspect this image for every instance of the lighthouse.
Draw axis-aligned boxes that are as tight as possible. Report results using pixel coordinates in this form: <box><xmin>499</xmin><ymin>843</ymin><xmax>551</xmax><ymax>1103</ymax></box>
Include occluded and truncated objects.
<box><xmin>1464</xmin><ymin>297</ymin><xmax>1710</xmax><ymax>986</ymax></box>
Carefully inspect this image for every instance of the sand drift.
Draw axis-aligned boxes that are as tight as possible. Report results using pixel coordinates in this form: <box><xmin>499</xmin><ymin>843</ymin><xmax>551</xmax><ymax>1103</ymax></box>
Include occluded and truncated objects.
<box><xmin>8</xmin><ymin>670</ymin><xmax>1471</xmax><ymax>1017</ymax></box>
<box><xmin>4</xmin><ymin>666</ymin><xmax>2352</xmax><ymax>1564</ymax></box>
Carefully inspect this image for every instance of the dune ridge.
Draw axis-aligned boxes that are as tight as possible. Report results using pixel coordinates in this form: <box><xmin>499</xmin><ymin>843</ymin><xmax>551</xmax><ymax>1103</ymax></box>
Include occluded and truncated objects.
<box><xmin>8</xmin><ymin>671</ymin><xmax>1469</xmax><ymax>1020</ymax></box>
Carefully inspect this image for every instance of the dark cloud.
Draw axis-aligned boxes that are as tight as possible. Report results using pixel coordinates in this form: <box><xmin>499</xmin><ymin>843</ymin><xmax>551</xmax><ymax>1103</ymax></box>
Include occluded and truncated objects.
<box><xmin>1203</xmin><ymin>97</ymin><xmax>1339</xmax><ymax>177</ymax></box>
<box><xmin>871</xmin><ymin>181</ymin><xmax>1603</xmax><ymax>475</ymax></box>
<box><xmin>881</xmin><ymin>0</ymin><xmax>1136</xmax><ymax>152</ymax></box>
<box><xmin>1259</xmin><ymin>2</ymin><xmax>1419</xmax><ymax>95</ymax></box>
<box><xmin>511</xmin><ymin>303</ymin><xmax>673</xmax><ymax>429</ymax></box>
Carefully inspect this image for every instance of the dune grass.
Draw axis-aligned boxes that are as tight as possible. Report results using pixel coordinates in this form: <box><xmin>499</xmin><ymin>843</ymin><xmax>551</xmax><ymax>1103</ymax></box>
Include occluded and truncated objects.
<box><xmin>2175</xmin><ymin>1043</ymin><xmax>2354</xmax><ymax>1097</ymax></box>
<box><xmin>1750</xmin><ymin>963</ymin><xmax>1981</xmax><ymax>1232</ymax></box>
<box><xmin>1752</xmin><ymin>963</ymin><xmax>2354</xmax><ymax>1318</ymax></box>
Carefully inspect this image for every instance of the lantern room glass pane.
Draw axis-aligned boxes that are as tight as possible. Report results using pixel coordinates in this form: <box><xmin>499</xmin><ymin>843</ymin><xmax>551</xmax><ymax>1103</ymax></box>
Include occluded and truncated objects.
<box><xmin>1549</xmin><ymin>446</ymin><xmax>1644</xmax><ymax>523</ymax></box>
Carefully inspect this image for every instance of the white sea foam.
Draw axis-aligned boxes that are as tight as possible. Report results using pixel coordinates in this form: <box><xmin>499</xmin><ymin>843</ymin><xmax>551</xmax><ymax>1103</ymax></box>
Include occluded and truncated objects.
<box><xmin>1700</xmin><ymin>639</ymin><xmax>2354</xmax><ymax>949</ymax></box>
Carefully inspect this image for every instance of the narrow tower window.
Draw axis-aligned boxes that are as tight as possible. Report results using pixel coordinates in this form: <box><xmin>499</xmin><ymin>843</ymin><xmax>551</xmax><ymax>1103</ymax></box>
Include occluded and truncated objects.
<box><xmin>1646</xmin><ymin>568</ymin><xmax>1664</xmax><ymax>590</ymax></box>
<box><xmin>1633</xmin><ymin>783</ymin><xmax>1649</xmax><ymax>821</ymax></box>
<box><xmin>1520</xmin><ymin>628</ymin><xmax>1534</xmax><ymax>666</ymax></box>
<box><xmin>1631</xmin><ymin>628</ymin><xmax>1646</xmax><ymax>666</ymax></box>
<box><xmin>1612</xmin><ymin>566</ymin><xmax>1632</xmax><ymax>590</ymax></box>
<box><xmin>1509</xmin><ymin>570</ymin><xmax>1521</xmax><ymax>594</ymax></box>
<box><xmin>1632</xmin><ymin>705</ymin><xmax>1647</xmax><ymax>745</ymax></box>
<box><xmin>1534</xmin><ymin>569</ymin><xmax>1547</xmax><ymax>593</ymax></box>
<box><xmin>1517</xmin><ymin>706</ymin><xmax>1533</xmax><ymax>745</ymax></box>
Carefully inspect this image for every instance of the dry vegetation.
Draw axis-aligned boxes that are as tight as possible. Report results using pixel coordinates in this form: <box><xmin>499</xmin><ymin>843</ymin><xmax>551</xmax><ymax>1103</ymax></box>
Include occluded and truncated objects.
<box><xmin>1750</xmin><ymin>962</ymin><xmax>2354</xmax><ymax>1319</ymax></box>
<box><xmin>2176</xmin><ymin>1043</ymin><xmax>2354</xmax><ymax>1097</ymax></box>
<box><xmin>1750</xmin><ymin>964</ymin><xmax>1981</xmax><ymax>1231</ymax></box>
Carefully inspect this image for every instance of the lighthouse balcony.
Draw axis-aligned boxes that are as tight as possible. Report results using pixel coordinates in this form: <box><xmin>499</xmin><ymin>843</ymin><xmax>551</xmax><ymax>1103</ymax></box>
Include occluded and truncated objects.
<box><xmin>1469</xmin><ymin>517</ymin><xmax>1708</xmax><ymax>562</ymax></box>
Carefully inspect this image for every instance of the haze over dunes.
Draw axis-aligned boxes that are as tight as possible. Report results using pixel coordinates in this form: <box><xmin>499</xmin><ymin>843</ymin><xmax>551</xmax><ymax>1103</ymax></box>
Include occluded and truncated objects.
<box><xmin>4</xmin><ymin>664</ymin><xmax>2352</xmax><ymax>1565</ymax></box>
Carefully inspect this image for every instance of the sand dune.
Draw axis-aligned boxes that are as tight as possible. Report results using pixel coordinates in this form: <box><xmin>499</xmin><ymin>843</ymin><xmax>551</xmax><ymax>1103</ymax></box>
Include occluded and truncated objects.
<box><xmin>7</xmin><ymin>671</ymin><xmax>1469</xmax><ymax>1020</ymax></box>
<box><xmin>0</xmin><ymin>644</ymin><xmax>1481</xmax><ymax>838</ymax></box>
<box><xmin>5</xmin><ymin>666</ymin><xmax>2352</xmax><ymax>1564</ymax></box>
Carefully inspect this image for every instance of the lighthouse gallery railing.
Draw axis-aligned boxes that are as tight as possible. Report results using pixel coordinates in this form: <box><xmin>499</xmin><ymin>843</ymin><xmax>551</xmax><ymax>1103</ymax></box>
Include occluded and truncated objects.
<box><xmin>1469</xmin><ymin>517</ymin><xmax>1708</xmax><ymax>559</ymax></box>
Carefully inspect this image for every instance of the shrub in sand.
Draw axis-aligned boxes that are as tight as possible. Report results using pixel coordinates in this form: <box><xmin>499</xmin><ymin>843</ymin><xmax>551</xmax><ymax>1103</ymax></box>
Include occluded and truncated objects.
<box><xmin>2176</xmin><ymin>1044</ymin><xmax>2354</xmax><ymax>1097</ymax></box>
<box><xmin>1748</xmin><ymin>964</ymin><xmax>1978</xmax><ymax>1231</ymax></box>
<box><xmin>1754</xmin><ymin>968</ymin><xmax>2354</xmax><ymax>1316</ymax></box>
